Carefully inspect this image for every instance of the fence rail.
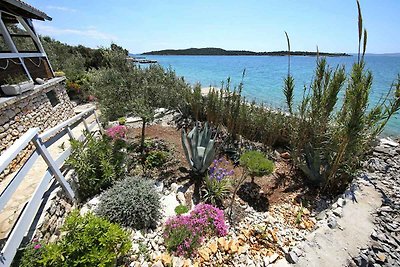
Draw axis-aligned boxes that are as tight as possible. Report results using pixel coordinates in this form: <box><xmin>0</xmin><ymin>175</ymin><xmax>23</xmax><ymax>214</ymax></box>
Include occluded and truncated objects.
<box><xmin>0</xmin><ymin>107</ymin><xmax>100</xmax><ymax>267</ymax></box>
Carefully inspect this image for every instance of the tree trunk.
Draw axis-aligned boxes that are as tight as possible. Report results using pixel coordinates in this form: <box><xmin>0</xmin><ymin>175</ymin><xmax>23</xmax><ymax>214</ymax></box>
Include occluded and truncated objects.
<box><xmin>228</xmin><ymin>171</ymin><xmax>247</xmax><ymax>223</ymax></box>
<box><xmin>140</xmin><ymin>119</ymin><xmax>146</xmax><ymax>154</ymax></box>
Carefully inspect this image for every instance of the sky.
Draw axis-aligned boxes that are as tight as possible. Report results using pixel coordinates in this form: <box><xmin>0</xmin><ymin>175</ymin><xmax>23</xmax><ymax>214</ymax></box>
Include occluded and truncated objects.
<box><xmin>26</xmin><ymin>0</ymin><xmax>400</xmax><ymax>54</ymax></box>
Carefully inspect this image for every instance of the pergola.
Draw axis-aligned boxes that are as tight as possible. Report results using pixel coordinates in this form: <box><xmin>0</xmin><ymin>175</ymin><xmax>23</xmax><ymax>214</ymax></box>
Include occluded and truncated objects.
<box><xmin>0</xmin><ymin>0</ymin><xmax>53</xmax><ymax>86</ymax></box>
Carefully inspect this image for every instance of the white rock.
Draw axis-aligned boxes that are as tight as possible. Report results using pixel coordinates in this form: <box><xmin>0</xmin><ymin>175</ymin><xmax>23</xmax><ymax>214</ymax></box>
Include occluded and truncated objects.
<box><xmin>151</xmin><ymin>261</ymin><xmax>163</xmax><ymax>267</ymax></box>
<box><xmin>170</xmin><ymin>183</ymin><xmax>179</xmax><ymax>193</ymax></box>
<box><xmin>380</xmin><ymin>137</ymin><xmax>399</xmax><ymax>147</ymax></box>
<box><xmin>176</xmin><ymin>192</ymin><xmax>186</xmax><ymax>205</ymax></box>
<box><xmin>332</xmin><ymin>207</ymin><xmax>343</xmax><ymax>218</ymax></box>
<box><xmin>154</xmin><ymin>181</ymin><xmax>164</xmax><ymax>193</ymax></box>
<box><xmin>160</xmin><ymin>193</ymin><xmax>180</xmax><ymax>219</ymax></box>
<box><xmin>337</xmin><ymin>198</ymin><xmax>346</xmax><ymax>207</ymax></box>
<box><xmin>172</xmin><ymin>256</ymin><xmax>184</xmax><ymax>267</ymax></box>
<box><xmin>88</xmin><ymin>196</ymin><xmax>100</xmax><ymax>207</ymax></box>
<box><xmin>132</xmin><ymin>243</ymin><xmax>139</xmax><ymax>253</ymax></box>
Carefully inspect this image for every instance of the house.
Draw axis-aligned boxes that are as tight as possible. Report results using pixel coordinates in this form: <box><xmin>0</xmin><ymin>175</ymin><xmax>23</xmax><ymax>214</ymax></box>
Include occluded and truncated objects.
<box><xmin>0</xmin><ymin>0</ymin><xmax>75</xmax><ymax>178</ymax></box>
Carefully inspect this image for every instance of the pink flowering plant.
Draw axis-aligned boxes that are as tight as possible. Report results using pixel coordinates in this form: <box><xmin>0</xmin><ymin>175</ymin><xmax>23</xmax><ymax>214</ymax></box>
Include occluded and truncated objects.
<box><xmin>105</xmin><ymin>125</ymin><xmax>127</xmax><ymax>140</ymax></box>
<box><xmin>15</xmin><ymin>238</ymin><xmax>44</xmax><ymax>267</ymax></box>
<box><xmin>163</xmin><ymin>203</ymin><xmax>228</xmax><ymax>257</ymax></box>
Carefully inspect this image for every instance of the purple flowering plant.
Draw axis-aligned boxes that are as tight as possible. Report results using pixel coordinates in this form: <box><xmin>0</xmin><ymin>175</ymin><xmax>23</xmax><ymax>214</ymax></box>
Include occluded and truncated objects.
<box><xmin>208</xmin><ymin>158</ymin><xmax>235</xmax><ymax>182</ymax></box>
<box><xmin>163</xmin><ymin>204</ymin><xmax>228</xmax><ymax>257</ymax></box>
<box><xmin>105</xmin><ymin>125</ymin><xmax>127</xmax><ymax>140</ymax></box>
<box><xmin>203</xmin><ymin>158</ymin><xmax>233</xmax><ymax>206</ymax></box>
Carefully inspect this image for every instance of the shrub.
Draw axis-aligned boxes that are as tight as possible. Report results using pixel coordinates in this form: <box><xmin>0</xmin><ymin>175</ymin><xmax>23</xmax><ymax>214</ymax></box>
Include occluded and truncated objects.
<box><xmin>286</xmin><ymin>4</ymin><xmax>400</xmax><ymax>191</ymax></box>
<box><xmin>96</xmin><ymin>176</ymin><xmax>162</xmax><ymax>229</ymax></box>
<box><xmin>202</xmin><ymin>158</ymin><xmax>233</xmax><ymax>206</ymax></box>
<box><xmin>105</xmin><ymin>125</ymin><xmax>127</xmax><ymax>139</ymax></box>
<box><xmin>145</xmin><ymin>150</ymin><xmax>168</xmax><ymax>169</ymax></box>
<box><xmin>164</xmin><ymin>204</ymin><xmax>227</xmax><ymax>257</ymax></box>
<box><xmin>39</xmin><ymin>211</ymin><xmax>131</xmax><ymax>266</ymax></box>
<box><xmin>12</xmin><ymin>239</ymin><xmax>43</xmax><ymax>267</ymax></box>
<box><xmin>239</xmin><ymin>151</ymin><xmax>274</xmax><ymax>180</ymax></box>
<box><xmin>174</xmin><ymin>204</ymin><xmax>189</xmax><ymax>215</ymax></box>
<box><xmin>67</xmin><ymin>133</ymin><xmax>126</xmax><ymax>202</ymax></box>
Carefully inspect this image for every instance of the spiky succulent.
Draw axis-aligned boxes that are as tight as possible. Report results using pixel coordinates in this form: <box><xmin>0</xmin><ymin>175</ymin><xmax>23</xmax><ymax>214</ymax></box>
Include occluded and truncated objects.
<box><xmin>181</xmin><ymin>122</ymin><xmax>216</xmax><ymax>174</ymax></box>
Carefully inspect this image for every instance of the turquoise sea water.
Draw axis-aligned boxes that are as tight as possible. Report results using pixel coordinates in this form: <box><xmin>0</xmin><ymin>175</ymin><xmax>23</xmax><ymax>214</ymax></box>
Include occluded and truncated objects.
<box><xmin>143</xmin><ymin>54</ymin><xmax>400</xmax><ymax>136</ymax></box>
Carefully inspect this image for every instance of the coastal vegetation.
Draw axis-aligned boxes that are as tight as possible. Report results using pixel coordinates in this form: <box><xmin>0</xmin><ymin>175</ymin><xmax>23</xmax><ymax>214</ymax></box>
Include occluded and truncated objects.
<box><xmin>143</xmin><ymin>47</ymin><xmax>350</xmax><ymax>57</ymax></box>
<box><xmin>13</xmin><ymin>1</ymin><xmax>400</xmax><ymax>265</ymax></box>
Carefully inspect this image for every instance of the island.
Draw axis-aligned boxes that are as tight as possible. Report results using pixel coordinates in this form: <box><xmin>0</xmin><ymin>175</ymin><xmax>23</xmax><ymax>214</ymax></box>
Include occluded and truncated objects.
<box><xmin>142</xmin><ymin>47</ymin><xmax>350</xmax><ymax>57</ymax></box>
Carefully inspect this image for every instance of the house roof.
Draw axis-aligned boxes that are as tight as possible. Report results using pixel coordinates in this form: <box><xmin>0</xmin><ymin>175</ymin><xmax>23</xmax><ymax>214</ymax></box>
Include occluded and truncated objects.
<box><xmin>0</xmin><ymin>0</ymin><xmax>52</xmax><ymax>21</ymax></box>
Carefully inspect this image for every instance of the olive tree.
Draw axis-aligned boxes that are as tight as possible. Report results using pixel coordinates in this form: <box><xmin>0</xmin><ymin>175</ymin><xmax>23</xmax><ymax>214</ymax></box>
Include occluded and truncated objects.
<box><xmin>90</xmin><ymin>48</ymin><xmax>189</xmax><ymax>151</ymax></box>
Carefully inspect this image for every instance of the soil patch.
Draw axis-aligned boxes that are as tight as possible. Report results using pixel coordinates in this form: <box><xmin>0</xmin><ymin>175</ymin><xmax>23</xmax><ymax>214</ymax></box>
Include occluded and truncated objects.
<box><xmin>126</xmin><ymin>124</ymin><xmax>319</xmax><ymax>210</ymax></box>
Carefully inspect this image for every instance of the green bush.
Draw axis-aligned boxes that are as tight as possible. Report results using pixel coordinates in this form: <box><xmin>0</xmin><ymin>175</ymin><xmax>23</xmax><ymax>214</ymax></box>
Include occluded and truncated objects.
<box><xmin>39</xmin><ymin>211</ymin><xmax>131</xmax><ymax>267</ymax></box>
<box><xmin>96</xmin><ymin>176</ymin><xmax>162</xmax><ymax>229</ymax></box>
<box><xmin>12</xmin><ymin>239</ymin><xmax>43</xmax><ymax>267</ymax></box>
<box><xmin>240</xmin><ymin>151</ymin><xmax>274</xmax><ymax>179</ymax></box>
<box><xmin>174</xmin><ymin>204</ymin><xmax>189</xmax><ymax>215</ymax></box>
<box><xmin>67</xmin><ymin>133</ymin><xmax>126</xmax><ymax>202</ymax></box>
<box><xmin>145</xmin><ymin>150</ymin><xmax>168</xmax><ymax>169</ymax></box>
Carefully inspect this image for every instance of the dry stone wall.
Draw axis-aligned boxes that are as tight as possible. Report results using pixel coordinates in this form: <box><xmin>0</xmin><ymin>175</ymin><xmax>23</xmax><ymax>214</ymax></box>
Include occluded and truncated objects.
<box><xmin>34</xmin><ymin>187</ymin><xmax>74</xmax><ymax>243</ymax></box>
<box><xmin>0</xmin><ymin>77</ymin><xmax>75</xmax><ymax>179</ymax></box>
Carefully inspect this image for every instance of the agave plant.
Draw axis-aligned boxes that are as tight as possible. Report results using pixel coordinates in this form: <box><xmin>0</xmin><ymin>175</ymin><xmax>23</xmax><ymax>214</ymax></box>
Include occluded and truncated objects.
<box><xmin>181</xmin><ymin>122</ymin><xmax>217</xmax><ymax>174</ymax></box>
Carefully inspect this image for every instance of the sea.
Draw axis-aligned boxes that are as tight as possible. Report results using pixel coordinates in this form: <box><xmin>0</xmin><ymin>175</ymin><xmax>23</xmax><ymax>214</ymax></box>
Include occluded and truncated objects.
<box><xmin>140</xmin><ymin>54</ymin><xmax>400</xmax><ymax>137</ymax></box>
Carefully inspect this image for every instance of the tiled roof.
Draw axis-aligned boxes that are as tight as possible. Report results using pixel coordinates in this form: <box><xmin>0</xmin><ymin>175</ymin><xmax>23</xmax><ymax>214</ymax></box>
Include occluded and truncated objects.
<box><xmin>0</xmin><ymin>0</ymin><xmax>52</xmax><ymax>21</ymax></box>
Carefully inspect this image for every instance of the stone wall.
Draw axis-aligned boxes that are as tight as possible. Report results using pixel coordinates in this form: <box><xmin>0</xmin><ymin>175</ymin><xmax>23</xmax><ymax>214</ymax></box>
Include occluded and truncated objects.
<box><xmin>34</xmin><ymin>187</ymin><xmax>74</xmax><ymax>243</ymax></box>
<box><xmin>0</xmin><ymin>77</ymin><xmax>75</xmax><ymax>179</ymax></box>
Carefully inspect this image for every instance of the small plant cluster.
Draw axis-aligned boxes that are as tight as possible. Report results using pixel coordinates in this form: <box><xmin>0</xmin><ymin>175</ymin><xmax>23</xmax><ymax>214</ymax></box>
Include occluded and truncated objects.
<box><xmin>174</xmin><ymin>204</ymin><xmax>189</xmax><ymax>215</ymax></box>
<box><xmin>203</xmin><ymin>158</ymin><xmax>233</xmax><ymax>206</ymax></box>
<box><xmin>164</xmin><ymin>204</ymin><xmax>228</xmax><ymax>257</ymax></box>
<box><xmin>239</xmin><ymin>150</ymin><xmax>274</xmax><ymax>182</ymax></box>
<box><xmin>11</xmin><ymin>238</ymin><xmax>43</xmax><ymax>267</ymax></box>
<box><xmin>5</xmin><ymin>74</ymin><xmax>29</xmax><ymax>85</ymax></box>
<box><xmin>15</xmin><ymin>211</ymin><xmax>131</xmax><ymax>267</ymax></box>
<box><xmin>67</xmin><ymin>133</ymin><xmax>126</xmax><ymax>202</ymax></box>
<box><xmin>118</xmin><ymin>116</ymin><xmax>127</xmax><ymax>125</ymax></box>
<box><xmin>128</xmin><ymin>138</ymin><xmax>173</xmax><ymax>171</ymax></box>
<box><xmin>105</xmin><ymin>124</ymin><xmax>128</xmax><ymax>140</ymax></box>
<box><xmin>96</xmin><ymin>176</ymin><xmax>162</xmax><ymax>229</ymax></box>
<box><xmin>144</xmin><ymin>150</ymin><xmax>168</xmax><ymax>169</ymax></box>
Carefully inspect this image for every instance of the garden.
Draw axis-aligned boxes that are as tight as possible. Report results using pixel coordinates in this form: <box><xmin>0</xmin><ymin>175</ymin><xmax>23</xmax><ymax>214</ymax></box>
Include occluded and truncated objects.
<box><xmin>12</xmin><ymin>4</ymin><xmax>400</xmax><ymax>267</ymax></box>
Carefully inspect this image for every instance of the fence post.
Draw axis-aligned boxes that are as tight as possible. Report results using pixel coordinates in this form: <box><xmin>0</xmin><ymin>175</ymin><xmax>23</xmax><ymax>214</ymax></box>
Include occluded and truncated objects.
<box><xmin>31</xmin><ymin>135</ymin><xmax>75</xmax><ymax>202</ymax></box>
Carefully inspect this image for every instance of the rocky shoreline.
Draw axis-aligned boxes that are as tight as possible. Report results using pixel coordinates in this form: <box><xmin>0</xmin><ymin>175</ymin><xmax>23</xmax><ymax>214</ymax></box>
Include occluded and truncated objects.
<box><xmin>352</xmin><ymin>138</ymin><xmax>400</xmax><ymax>267</ymax></box>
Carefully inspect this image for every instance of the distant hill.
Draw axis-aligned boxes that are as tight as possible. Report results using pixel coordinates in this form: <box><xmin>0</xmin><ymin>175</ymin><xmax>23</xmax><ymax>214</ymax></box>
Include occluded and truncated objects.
<box><xmin>142</xmin><ymin>47</ymin><xmax>350</xmax><ymax>57</ymax></box>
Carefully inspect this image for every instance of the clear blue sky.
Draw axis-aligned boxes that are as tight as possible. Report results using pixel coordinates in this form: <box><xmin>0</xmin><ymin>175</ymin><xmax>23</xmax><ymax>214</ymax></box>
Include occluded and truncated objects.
<box><xmin>27</xmin><ymin>0</ymin><xmax>400</xmax><ymax>54</ymax></box>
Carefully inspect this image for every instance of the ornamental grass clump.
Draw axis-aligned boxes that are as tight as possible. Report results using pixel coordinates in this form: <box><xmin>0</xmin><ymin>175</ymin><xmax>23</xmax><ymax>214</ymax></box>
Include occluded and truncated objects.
<box><xmin>203</xmin><ymin>158</ymin><xmax>233</xmax><ymax>206</ymax></box>
<box><xmin>96</xmin><ymin>176</ymin><xmax>162</xmax><ymax>229</ymax></box>
<box><xmin>164</xmin><ymin>204</ymin><xmax>227</xmax><ymax>257</ymax></box>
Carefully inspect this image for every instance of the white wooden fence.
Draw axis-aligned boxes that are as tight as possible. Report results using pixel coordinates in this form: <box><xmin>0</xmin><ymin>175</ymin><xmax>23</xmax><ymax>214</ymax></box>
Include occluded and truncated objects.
<box><xmin>0</xmin><ymin>107</ymin><xmax>100</xmax><ymax>266</ymax></box>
